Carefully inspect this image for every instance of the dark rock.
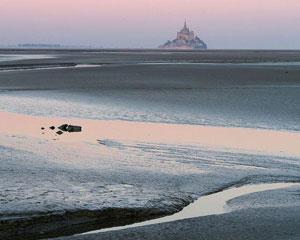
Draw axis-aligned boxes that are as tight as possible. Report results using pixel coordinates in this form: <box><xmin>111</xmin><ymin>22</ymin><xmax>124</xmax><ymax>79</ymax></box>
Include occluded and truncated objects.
<box><xmin>67</xmin><ymin>125</ymin><xmax>82</xmax><ymax>132</ymax></box>
<box><xmin>58</xmin><ymin>124</ymin><xmax>69</xmax><ymax>132</ymax></box>
<box><xmin>58</xmin><ymin>124</ymin><xmax>82</xmax><ymax>132</ymax></box>
<box><xmin>41</xmin><ymin>127</ymin><xmax>45</xmax><ymax>130</ymax></box>
<box><xmin>49</xmin><ymin>126</ymin><xmax>55</xmax><ymax>130</ymax></box>
<box><xmin>56</xmin><ymin>131</ymin><xmax>64</xmax><ymax>135</ymax></box>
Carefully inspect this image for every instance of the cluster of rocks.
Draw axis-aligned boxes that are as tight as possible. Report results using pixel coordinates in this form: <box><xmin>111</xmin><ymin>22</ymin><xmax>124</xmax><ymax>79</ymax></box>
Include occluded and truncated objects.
<box><xmin>41</xmin><ymin>124</ymin><xmax>82</xmax><ymax>137</ymax></box>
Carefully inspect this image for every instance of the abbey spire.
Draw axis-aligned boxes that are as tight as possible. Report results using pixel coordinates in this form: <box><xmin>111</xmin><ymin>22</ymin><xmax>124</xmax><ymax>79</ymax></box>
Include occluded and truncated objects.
<box><xmin>183</xmin><ymin>20</ymin><xmax>188</xmax><ymax>30</ymax></box>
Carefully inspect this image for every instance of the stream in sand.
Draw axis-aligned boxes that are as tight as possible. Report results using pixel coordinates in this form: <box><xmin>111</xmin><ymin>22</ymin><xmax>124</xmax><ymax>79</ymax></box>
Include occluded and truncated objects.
<box><xmin>81</xmin><ymin>182</ymin><xmax>300</xmax><ymax>235</ymax></box>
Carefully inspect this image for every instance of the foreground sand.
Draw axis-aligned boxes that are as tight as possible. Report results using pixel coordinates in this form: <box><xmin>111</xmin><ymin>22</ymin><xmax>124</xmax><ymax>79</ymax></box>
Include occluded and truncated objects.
<box><xmin>1</xmin><ymin>111</ymin><xmax>300</xmax><ymax>239</ymax></box>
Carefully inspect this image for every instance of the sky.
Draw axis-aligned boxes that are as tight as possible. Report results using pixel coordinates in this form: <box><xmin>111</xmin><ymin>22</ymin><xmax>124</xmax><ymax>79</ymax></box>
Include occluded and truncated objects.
<box><xmin>1</xmin><ymin>0</ymin><xmax>300</xmax><ymax>49</ymax></box>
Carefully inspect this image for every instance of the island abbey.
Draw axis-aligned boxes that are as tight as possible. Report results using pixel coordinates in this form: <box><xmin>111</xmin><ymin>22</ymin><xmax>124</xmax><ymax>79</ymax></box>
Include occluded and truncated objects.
<box><xmin>160</xmin><ymin>21</ymin><xmax>207</xmax><ymax>50</ymax></box>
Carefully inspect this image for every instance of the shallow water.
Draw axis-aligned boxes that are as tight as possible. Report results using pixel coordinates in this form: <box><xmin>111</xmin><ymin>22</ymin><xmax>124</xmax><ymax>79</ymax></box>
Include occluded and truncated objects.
<box><xmin>0</xmin><ymin>86</ymin><xmax>299</xmax><ymax>131</ymax></box>
<box><xmin>81</xmin><ymin>182</ymin><xmax>300</xmax><ymax>235</ymax></box>
<box><xmin>1</xmin><ymin>51</ymin><xmax>300</xmax><ymax>238</ymax></box>
<box><xmin>139</xmin><ymin>61</ymin><xmax>300</xmax><ymax>66</ymax></box>
<box><xmin>0</xmin><ymin>54</ymin><xmax>55</xmax><ymax>62</ymax></box>
<box><xmin>0</xmin><ymin>64</ymin><xmax>102</xmax><ymax>72</ymax></box>
<box><xmin>0</xmin><ymin>57</ymin><xmax>299</xmax><ymax>131</ymax></box>
<box><xmin>1</xmin><ymin>112</ymin><xmax>300</xmax><ymax>220</ymax></box>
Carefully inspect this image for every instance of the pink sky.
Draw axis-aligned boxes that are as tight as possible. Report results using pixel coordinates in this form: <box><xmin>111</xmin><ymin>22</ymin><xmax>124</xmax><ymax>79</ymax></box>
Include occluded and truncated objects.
<box><xmin>1</xmin><ymin>0</ymin><xmax>300</xmax><ymax>48</ymax></box>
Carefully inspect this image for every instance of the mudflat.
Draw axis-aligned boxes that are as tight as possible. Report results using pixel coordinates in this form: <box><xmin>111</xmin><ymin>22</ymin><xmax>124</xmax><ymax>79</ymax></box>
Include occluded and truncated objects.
<box><xmin>0</xmin><ymin>49</ymin><xmax>300</xmax><ymax>240</ymax></box>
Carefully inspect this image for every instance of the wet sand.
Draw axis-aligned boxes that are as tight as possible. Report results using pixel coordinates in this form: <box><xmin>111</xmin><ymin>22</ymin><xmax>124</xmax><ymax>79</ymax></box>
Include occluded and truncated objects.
<box><xmin>2</xmin><ymin>49</ymin><xmax>300</xmax><ymax>65</ymax></box>
<box><xmin>1</xmin><ymin>50</ymin><xmax>300</xmax><ymax>240</ymax></box>
<box><xmin>1</xmin><ymin>111</ymin><xmax>300</xmax><ymax>157</ymax></box>
<box><xmin>1</xmin><ymin>111</ymin><xmax>300</xmax><ymax>239</ymax></box>
<box><xmin>55</xmin><ymin>206</ymin><xmax>300</xmax><ymax>240</ymax></box>
<box><xmin>80</xmin><ymin>183</ymin><xmax>300</xmax><ymax>235</ymax></box>
<box><xmin>1</xmin><ymin>50</ymin><xmax>300</xmax><ymax>131</ymax></box>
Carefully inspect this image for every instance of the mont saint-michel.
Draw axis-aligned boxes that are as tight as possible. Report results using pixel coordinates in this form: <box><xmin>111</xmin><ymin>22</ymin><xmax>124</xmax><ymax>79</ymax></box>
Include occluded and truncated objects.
<box><xmin>160</xmin><ymin>21</ymin><xmax>207</xmax><ymax>50</ymax></box>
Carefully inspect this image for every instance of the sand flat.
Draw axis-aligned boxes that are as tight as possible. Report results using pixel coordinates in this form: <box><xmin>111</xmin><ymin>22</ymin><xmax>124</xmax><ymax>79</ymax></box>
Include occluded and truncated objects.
<box><xmin>1</xmin><ymin>50</ymin><xmax>300</xmax><ymax>240</ymax></box>
<box><xmin>1</xmin><ymin>111</ymin><xmax>300</xmax><ymax>157</ymax></box>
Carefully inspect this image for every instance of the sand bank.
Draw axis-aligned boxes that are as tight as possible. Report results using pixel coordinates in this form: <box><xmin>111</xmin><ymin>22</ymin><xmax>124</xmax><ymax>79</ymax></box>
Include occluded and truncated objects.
<box><xmin>0</xmin><ymin>111</ymin><xmax>300</xmax><ymax>157</ymax></box>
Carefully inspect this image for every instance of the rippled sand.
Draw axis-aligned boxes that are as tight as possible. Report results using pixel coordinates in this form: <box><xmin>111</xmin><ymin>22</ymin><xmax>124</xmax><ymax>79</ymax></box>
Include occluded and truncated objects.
<box><xmin>1</xmin><ymin>50</ymin><xmax>300</xmax><ymax>239</ymax></box>
<box><xmin>1</xmin><ymin>111</ymin><xmax>300</xmax><ymax>157</ymax></box>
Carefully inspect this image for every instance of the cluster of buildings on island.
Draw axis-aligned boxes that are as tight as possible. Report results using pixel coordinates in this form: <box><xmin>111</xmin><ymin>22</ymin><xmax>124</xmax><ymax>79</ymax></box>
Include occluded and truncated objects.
<box><xmin>160</xmin><ymin>21</ymin><xmax>207</xmax><ymax>50</ymax></box>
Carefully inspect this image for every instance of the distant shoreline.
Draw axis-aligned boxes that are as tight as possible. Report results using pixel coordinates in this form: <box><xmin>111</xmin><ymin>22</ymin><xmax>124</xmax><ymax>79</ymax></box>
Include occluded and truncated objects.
<box><xmin>1</xmin><ymin>48</ymin><xmax>300</xmax><ymax>52</ymax></box>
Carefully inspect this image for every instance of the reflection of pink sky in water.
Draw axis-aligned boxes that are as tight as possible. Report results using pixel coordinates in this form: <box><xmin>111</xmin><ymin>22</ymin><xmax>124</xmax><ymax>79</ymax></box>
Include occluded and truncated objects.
<box><xmin>1</xmin><ymin>111</ymin><xmax>300</xmax><ymax>158</ymax></box>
